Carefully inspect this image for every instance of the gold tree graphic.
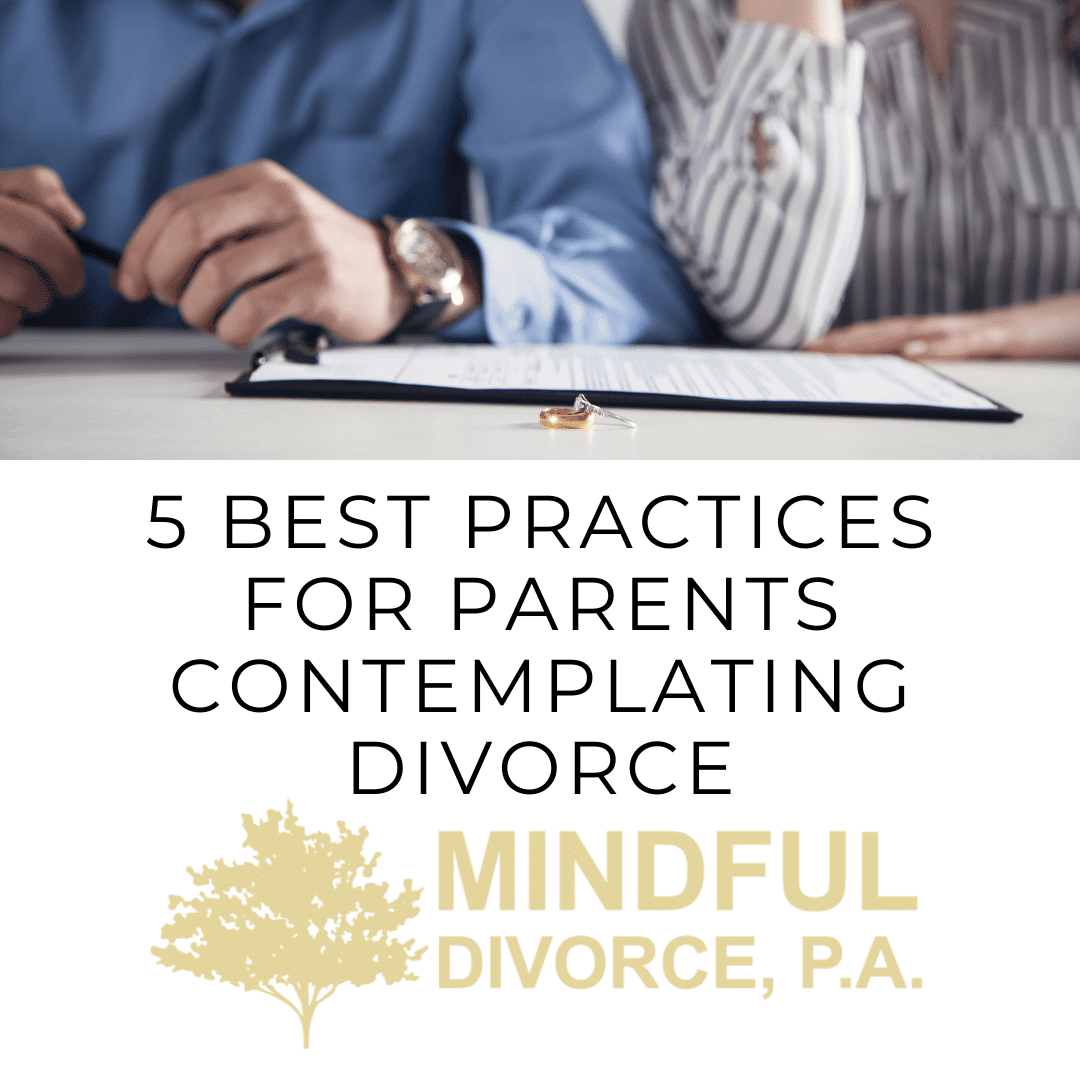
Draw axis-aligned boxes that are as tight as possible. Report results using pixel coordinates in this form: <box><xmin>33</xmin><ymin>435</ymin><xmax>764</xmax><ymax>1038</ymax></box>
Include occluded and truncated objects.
<box><xmin>152</xmin><ymin>803</ymin><xmax>424</xmax><ymax>1048</ymax></box>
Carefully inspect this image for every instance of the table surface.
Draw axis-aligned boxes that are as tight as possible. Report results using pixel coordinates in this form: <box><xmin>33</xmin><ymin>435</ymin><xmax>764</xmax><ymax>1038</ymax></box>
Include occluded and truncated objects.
<box><xmin>2</xmin><ymin>329</ymin><xmax>1077</xmax><ymax>459</ymax></box>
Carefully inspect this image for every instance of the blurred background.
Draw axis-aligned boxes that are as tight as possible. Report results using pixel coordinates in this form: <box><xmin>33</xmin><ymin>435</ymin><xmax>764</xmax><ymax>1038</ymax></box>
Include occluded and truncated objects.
<box><xmin>586</xmin><ymin>0</ymin><xmax>631</xmax><ymax>56</ymax></box>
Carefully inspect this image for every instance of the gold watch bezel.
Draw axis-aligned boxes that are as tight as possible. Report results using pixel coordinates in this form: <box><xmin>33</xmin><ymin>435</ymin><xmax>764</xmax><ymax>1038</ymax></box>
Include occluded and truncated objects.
<box><xmin>383</xmin><ymin>216</ymin><xmax>465</xmax><ymax>307</ymax></box>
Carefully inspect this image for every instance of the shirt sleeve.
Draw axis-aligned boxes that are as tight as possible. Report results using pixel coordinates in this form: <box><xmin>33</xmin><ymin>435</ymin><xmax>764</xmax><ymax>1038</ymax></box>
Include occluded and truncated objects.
<box><xmin>437</xmin><ymin>0</ymin><xmax>702</xmax><ymax>345</ymax></box>
<box><xmin>629</xmin><ymin>0</ymin><xmax>866</xmax><ymax>347</ymax></box>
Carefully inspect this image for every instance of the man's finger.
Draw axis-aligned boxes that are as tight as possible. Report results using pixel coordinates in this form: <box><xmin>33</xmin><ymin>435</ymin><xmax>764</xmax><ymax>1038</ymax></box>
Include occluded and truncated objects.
<box><xmin>118</xmin><ymin>160</ymin><xmax>297</xmax><ymax>301</ymax></box>
<box><xmin>117</xmin><ymin>174</ymin><xmax>252</xmax><ymax>301</ymax></box>
<box><xmin>178</xmin><ymin>224</ymin><xmax>315</xmax><ymax>331</ymax></box>
<box><xmin>213</xmin><ymin>261</ymin><xmax>326</xmax><ymax>349</ymax></box>
<box><xmin>141</xmin><ymin>185</ymin><xmax>304</xmax><ymax>308</ymax></box>
<box><xmin>0</xmin><ymin>165</ymin><xmax>85</xmax><ymax>231</ymax></box>
<box><xmin>0</xmin><ymin>299</ymin><xmax>23</xmax><ymax>338</ymax></box>
<box><xmin>0</xmin><ymin>195</ymin><xmax>85</xmax><ymax>296</ymax></box>
<box><xmin>0</xmin><ymin>251</ymin><xmax>51</xmax><ymax>312</ymax></box>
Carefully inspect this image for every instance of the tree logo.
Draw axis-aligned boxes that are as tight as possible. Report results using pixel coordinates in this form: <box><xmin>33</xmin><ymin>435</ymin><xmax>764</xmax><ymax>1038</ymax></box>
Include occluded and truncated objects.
<box><xmin>152</xmin><ymin>803</ymin><xmax>425</xmax><ymax>1048</ymax></box>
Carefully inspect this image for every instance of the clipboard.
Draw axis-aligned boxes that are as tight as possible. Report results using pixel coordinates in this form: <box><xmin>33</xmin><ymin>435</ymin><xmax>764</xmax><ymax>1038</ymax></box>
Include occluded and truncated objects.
<box><xmin>225</xmin><ymin>342</ymin><xmax>1022</xmax><ymax>423</ymax></box>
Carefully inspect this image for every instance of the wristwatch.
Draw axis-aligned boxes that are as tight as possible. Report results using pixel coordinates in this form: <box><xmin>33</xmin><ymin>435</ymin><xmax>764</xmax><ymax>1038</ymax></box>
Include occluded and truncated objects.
<box><xmin>383</xmin><ymin>216</ymin><xmax>468</xmax><ymax>335</ymax></box>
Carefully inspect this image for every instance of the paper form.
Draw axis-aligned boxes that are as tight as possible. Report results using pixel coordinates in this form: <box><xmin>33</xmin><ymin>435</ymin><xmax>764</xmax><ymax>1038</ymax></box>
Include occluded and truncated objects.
<box><xmin>248</xmin><ymin>343</ymin><xmax>1002</xmax><ymax>412</ymax></box>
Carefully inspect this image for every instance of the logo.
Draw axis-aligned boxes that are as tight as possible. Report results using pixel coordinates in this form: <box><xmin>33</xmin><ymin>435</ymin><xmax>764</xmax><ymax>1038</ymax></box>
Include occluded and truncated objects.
<box><xmin>152</xmin><ymin>803</ymin><xmax>425</xmax><ymax>1047</ymax></box>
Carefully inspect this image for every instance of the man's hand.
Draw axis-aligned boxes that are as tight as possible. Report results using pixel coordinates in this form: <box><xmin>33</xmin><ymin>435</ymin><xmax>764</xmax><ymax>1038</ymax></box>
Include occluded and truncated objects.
<box><xmin>805</xmin><ymin>293</ymin><xmax>1080</xmax><ymax>360</ymax></box>
<box><xmin>0</xmin><ymin>166</ymin><xmax>86</xmax><ymax>338</ymax></box>
<box><xmin>116</xmin><ymin>159</ymin><xmax>412</xmax><ymax>348</ymax></box>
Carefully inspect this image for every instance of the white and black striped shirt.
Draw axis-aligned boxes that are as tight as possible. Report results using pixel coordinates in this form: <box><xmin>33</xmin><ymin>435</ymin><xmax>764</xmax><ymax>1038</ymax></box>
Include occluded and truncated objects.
<box><xmin>629</xmin><ymin>0</ymin><xmax>1080</xmax><ymax>346</ymax></box>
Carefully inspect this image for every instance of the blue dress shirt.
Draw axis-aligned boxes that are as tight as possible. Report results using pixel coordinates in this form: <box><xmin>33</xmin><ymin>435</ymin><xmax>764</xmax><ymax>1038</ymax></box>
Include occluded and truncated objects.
<box><xmin>0</xmin><ymin>0</ymin><xmax>700</xmax><ymax>343</ymax></box>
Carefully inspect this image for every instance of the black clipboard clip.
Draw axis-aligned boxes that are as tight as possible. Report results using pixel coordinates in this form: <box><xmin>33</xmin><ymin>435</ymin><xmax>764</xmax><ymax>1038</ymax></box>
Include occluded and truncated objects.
<box><xmin>250</xmin><ymin>321</ymin><xmax>331</xmax><ymax>367</ymax></box>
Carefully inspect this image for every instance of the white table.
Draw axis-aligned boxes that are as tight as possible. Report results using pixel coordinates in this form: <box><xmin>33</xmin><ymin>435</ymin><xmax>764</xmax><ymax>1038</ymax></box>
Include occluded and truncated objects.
<box><xmin>2</xmin><ymin>329</ymin><xmax>1077</xmax><ymax>459</ymax></box>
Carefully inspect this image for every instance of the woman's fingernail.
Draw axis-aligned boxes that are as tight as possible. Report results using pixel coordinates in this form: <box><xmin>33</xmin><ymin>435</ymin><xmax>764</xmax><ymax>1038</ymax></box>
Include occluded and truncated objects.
<box><xmin>904</xmin><ymin>340</ymin><xmax>928</xmax><ymax>356</ymax></box>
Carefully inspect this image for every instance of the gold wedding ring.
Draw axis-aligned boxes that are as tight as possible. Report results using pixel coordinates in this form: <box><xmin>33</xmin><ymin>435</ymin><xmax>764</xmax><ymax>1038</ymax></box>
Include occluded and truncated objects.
<box><xmin>540</xmin><ymin>406</ymin><xmax>595</xmax><ymax>429</ymax></box>
<box><xmin>539</xmin><ymin>394</ymin><xmax>637</xmax><ymax>430</ymax></box>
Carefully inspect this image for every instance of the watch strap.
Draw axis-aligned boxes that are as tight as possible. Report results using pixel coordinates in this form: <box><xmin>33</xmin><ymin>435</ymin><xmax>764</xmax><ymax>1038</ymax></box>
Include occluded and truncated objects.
<box><xmin>393</xmin><ymin>297</ymin><xmax>451</xmax><ymax>337</ymax></box>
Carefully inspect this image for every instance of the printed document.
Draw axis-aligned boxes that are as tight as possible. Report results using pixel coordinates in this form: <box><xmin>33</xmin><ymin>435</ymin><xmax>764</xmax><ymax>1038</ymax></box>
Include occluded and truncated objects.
<box><xmin>248</xmin><ymin>343</ymin><xmax>1002</xmax><ymax>411</ymax></box>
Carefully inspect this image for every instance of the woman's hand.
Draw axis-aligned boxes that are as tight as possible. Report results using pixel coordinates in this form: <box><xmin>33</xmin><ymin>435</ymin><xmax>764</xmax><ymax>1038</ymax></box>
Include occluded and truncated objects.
<box><xmin>736</xmin><ymin>1</ymin><xmax>846</xmax><ymax>44</ymax></box>
<box><xmin>805</xmin><ymin>293</ymin><xmax>1080</xmax><ymax>360</ymax></box>
<box><xmin>839</xmin><ymin>1</ymin><xmax>960</xmax><ymax>81</ymax></box>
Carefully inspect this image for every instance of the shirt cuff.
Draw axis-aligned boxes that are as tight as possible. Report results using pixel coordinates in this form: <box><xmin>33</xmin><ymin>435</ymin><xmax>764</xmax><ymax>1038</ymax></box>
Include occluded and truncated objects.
<box><xmin>432</xmin><ymin>218</ymin><xmax>555</xmax><ymax>344</ymax></box>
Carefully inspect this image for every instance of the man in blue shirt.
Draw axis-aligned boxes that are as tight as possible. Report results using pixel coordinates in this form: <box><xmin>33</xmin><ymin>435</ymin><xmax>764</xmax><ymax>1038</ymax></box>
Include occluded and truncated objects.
<box><xmin>0</xmin><ymin>0</ymin><xmax>699</xmax><ymax>347</ymax></box>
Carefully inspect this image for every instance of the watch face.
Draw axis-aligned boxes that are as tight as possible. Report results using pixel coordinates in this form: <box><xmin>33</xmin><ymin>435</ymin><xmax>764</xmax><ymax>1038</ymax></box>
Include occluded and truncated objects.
<box><xmin>393</xmin><ymin>219</ymin><xmax>462</xmax><ymax>297</ymax></box>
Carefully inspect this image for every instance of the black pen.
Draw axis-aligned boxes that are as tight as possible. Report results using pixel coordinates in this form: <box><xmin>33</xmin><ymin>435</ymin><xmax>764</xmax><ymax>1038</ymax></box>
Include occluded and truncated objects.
<box><xmin>68</xmin><ymin>230</ymin><xmax>122</xmax><ymax>268</ymax></box>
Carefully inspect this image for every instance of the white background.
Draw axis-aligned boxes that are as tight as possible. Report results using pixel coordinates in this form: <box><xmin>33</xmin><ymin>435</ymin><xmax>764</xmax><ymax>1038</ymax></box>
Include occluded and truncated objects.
<box><xmin>1</xmin><ymin>460</ymin><xmax>1076</xmax><ymax>1076</ymax></box>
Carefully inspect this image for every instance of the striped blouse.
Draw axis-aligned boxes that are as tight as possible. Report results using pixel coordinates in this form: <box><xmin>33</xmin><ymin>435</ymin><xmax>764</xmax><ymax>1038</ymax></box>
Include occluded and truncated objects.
<box><xmin>628</xmin><ymin>0</ymin><xmax>1080</xmax><ymax>347</ymax></box>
